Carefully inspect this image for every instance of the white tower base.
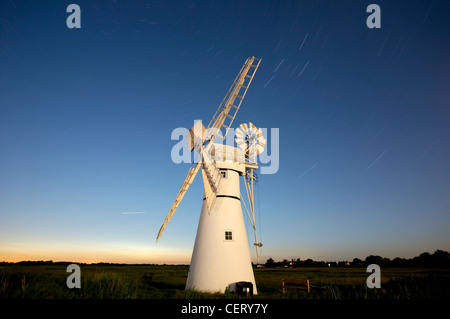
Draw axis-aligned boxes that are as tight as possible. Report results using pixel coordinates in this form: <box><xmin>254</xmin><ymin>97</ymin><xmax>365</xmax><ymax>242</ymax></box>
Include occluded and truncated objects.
<box><xmin>185</xmin><ymin>162</ymin><xmax>257</xmax><ymax>295</ymax></box>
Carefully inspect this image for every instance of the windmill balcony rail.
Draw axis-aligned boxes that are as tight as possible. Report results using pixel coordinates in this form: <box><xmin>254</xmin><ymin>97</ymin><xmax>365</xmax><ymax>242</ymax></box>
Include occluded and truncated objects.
<box><xmin>210</xmin><ymin>144</ymin><xmax>246</xmax><ymax>163</ymax></box>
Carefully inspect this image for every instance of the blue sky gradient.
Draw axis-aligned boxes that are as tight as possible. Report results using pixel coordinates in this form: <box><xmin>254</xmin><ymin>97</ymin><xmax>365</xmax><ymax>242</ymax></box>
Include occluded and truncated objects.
<box><xmin>1</xmin><ymin>0</ymin><xmax>449</xmax><ymax>263</ymax></box>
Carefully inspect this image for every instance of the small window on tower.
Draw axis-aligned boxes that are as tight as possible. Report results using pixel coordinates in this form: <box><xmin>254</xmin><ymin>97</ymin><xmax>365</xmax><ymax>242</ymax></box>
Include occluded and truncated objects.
<box><xmin>220</xmin><ymin>170</ymin><xmax>227</xmax><ymax>179</ymax></box>
<box><xmin>225</xmin><ymin>231</ymin><xmax>233</xmax><ymax>241</ymax></box>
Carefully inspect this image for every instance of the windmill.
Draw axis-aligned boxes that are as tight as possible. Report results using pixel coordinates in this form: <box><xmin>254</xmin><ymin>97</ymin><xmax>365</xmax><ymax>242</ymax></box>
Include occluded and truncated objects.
<box><xmin>156</xmin><ymin>56</ymin><xmax>264</xmax><ymax>294</ymax></box>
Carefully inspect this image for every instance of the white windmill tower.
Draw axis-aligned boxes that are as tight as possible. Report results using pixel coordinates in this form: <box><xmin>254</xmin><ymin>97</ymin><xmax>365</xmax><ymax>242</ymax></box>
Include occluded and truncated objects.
<box><xmin>156</xmin><ymin>56</ymin><xmax>265</xmax><ymax>295</ymax></box>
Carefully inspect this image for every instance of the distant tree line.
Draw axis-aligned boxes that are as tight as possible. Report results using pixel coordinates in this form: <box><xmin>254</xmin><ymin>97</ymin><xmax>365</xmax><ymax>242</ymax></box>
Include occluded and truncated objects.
<box><xmin>262</xmin><ymin>250</ymin><xmax>450</xmax><ymax>268</ymax></box>
<box><xmin>0</xmin><ymin>261</ymin><xmax>184</xmax><ymax>267</ymax></box>
<box><xmin>0</xmin><ymin>260</ymin><xmax>75</xmax><ymax>266</ymax></box>
<box><xmin>2</xmin><ymin>250</ymin><xmax>449</xmax><ymax>268</ymax></box>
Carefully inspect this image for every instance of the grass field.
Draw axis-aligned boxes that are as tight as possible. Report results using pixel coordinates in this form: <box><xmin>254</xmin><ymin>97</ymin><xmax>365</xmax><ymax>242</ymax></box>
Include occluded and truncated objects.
<box><xmin>1</xmin><ymin>264</ymin><xmax>449</xmax><ymax>299</ymax></box>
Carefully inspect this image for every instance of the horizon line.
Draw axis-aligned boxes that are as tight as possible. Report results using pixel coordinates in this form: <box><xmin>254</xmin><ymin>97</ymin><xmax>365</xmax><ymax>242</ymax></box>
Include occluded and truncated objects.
<box><xmin>2</xmin><ymin>249</ymin><xmax>447</xmax><ymax>266</ymax></box>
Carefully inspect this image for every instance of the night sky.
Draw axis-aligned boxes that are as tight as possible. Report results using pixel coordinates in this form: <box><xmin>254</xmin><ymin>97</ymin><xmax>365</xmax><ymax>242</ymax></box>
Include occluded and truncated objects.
<box><xmin>1</xmin><ymin>0</ymin><xmax>449</xmax><ymax>264</ymax></box>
